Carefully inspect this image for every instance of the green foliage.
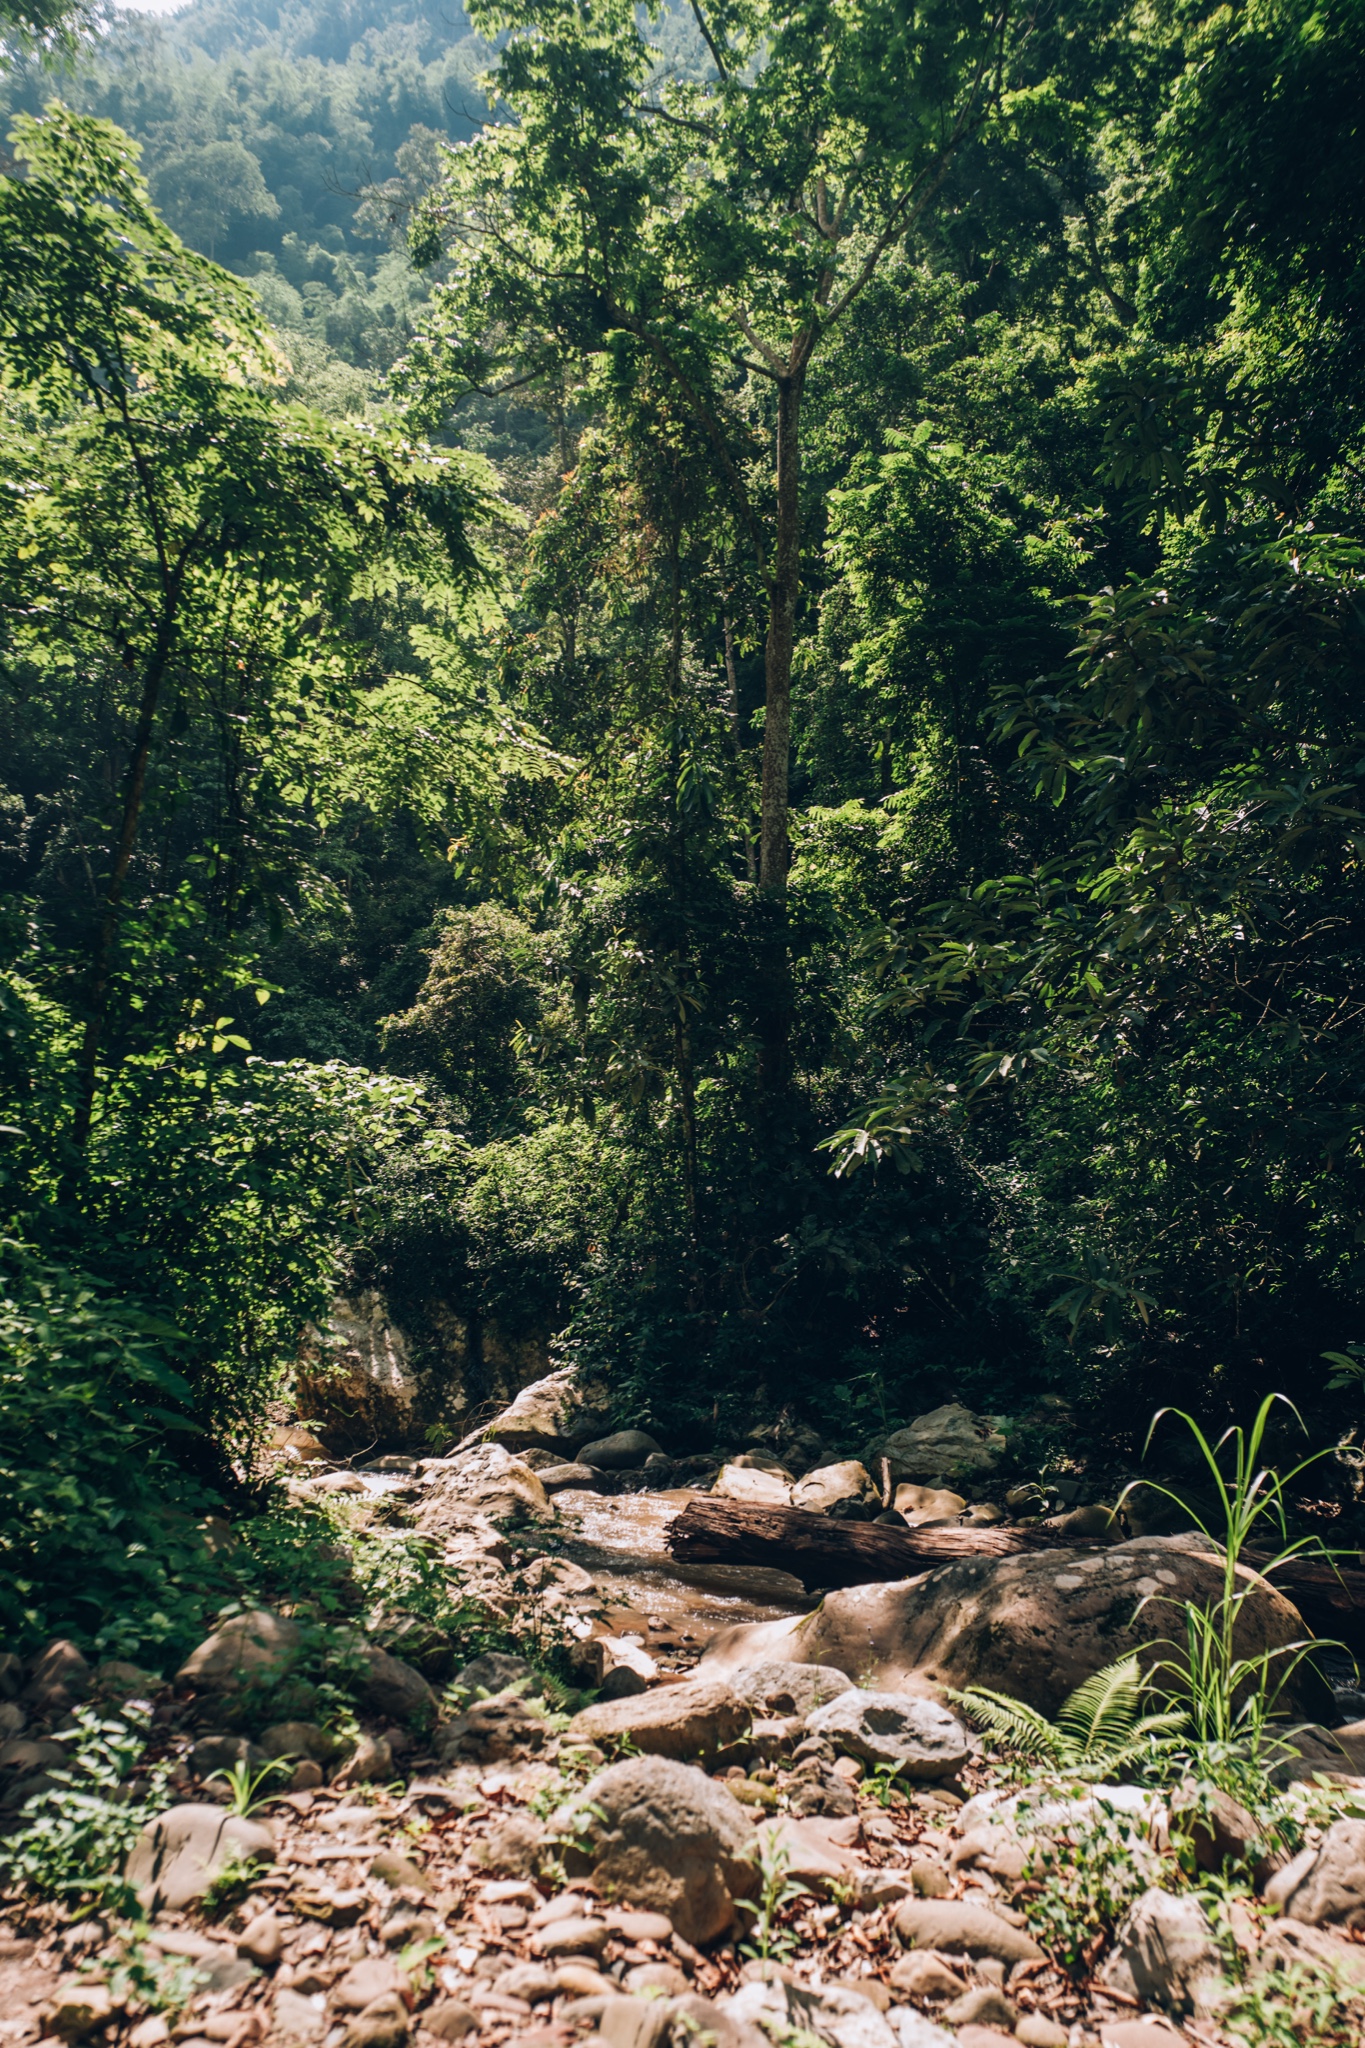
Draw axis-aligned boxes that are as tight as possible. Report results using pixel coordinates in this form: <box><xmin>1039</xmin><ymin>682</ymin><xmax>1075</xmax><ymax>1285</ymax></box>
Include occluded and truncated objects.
<box><xmin>0</xmin><ymin>1240</ymin><xmax>226</xmax><ymax>1658</ymax></box>
<box><xmin>1017</xmin><ymin>1795</ymin><xmax>1163</xmax><ymax>1978</ymax></box>
<box><xmin>1126</xmin><ymin>1398</ymin><xmax>1336</xmax><ymax>1751</ymax></box>
<box><xmin>740</xmin><ymin>1832</ymin><xmax>809</xmax><ymax>1966</ymax></box>
<box><xmin>0</xmin><ymin>1704</ymin><xmax>172</xmax><ymax>1911</ymax></box>
<box><xmin>208</xmin><ymin>1756</ymin><xmax>295</xmax><ymax>1816</ymax></box>
<box><xmin>950</xmin><ymin>1655</ymin><xmax>1187</xmax><ymax>1784</ymax></box>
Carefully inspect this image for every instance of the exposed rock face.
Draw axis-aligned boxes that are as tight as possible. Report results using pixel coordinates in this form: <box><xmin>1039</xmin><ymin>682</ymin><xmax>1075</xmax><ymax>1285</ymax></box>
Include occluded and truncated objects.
<box><xmin>578</xmin><ymin>1430</ymin><xmax>665</xmax><ymax>1470</ymax></box>
<box><xmin>177</xmin><ymin>1611</ymin><xmax>302</xmax><ymax>1692</ymax></box>
<box><xmin>297</xmin><ymin>1292</ymin><xmax>419</xmax><ymax>1445</ymax></box>
<box><xmin>1100</xmin><ymin>1889</ymin><xmax>1223</xmax><ymax>2015</ymax></box>
<box><xmin>480</xmin><ymin>1367</ymin><xmax>613</xmax><ymax>1455</ymax></box>
<box><xmin>568</xmin><ymin>1675</ymin><xmax>748</xmax><ymax>1762</ymax></box>
<box><xmin>792</xmin><ymin>1462</ymin><xmax>879</xmax><ymax>1515</ymax></box>
<box><xmin>125</xmin><ymin>1805</ymin><xmax>276</xmax><ymax>1912</ymax></box>
<box><xmin>416</xmin><ymin>1444</ymin><xmax>552</xmax><ymax>1527</ymax></box>
<box><xmin>566</xmin><ymin>1756</ymin><xmax>757</xmax><ymax>1943</ymax></box>
<box><xmin>700</xmin><ymin>1534</ymin><xmax>1309</xmax><ymax>1719</ymax></box>
<box><xmin>875</xmin><ymin>1404</ymin><xmax>1005</xmax><ymax>1485</ymax></box>
<box><xmin>805</xmin><ymin>1690</ymin><xmax>971</xmax><ymax>1779</ymax></box>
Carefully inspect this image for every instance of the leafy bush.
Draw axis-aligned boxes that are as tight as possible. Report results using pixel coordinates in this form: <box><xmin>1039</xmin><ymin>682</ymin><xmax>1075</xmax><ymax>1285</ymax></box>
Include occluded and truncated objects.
<box><xmin>0</xmin><ymin>1704</ymin><xmax>172</xmax><ymax>1911</ymax></box>
<box><xmin>0</xmin><ymin>1240</ymin><xmax>227</xmax><ymax>1660</ymax></box>
<box><xmin>1016</xmin><ymin>1795</ymin><xmax>1168</xmax><ymax>1976</ymax></box>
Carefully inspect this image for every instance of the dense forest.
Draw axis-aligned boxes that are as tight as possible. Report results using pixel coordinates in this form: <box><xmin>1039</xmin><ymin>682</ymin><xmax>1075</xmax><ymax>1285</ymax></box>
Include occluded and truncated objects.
<box><xmin>3</xmin><ymin>0</ymin><xmax>1365</xmax><ymax>1662</ymax></box>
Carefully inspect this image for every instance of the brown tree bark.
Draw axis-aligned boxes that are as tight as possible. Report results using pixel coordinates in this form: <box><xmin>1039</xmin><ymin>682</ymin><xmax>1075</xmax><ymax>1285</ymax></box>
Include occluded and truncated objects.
<box><xmin>759</xmin><ymin>370</ymin><xmax>803</xmax><ymax>896</ymax></box>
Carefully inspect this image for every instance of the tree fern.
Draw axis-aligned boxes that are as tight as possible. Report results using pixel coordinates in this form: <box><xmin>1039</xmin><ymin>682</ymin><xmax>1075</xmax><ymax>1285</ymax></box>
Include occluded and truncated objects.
<box><xmin>947</xmin><ymin>1655</ymin><xmax>1187</xmax><ymax>1782</ymax></box>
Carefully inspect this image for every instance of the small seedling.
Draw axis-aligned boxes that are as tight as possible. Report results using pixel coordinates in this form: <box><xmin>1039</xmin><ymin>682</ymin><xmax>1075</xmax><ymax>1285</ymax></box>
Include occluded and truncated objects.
<box><xmin>740</xmin><ymin>1831</ymin><xmax>810</xmax><ymax>1964</ymax></box>
<box><xmin>208</xmin><ymin>1755</ymin><xmax>295</xmax><ymax>1817</ymax></box>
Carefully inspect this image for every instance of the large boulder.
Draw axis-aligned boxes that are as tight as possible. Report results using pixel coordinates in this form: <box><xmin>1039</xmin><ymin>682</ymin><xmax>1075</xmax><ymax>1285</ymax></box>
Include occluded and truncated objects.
<box><xmin>792</xmin><ymin>1462</ymin><xmax>879</xmax><ymax>1515</ymax></box>
<box><xmin>125</xmin><ymin>1804</ymin><xmax>276</xmax><ymax>1912</ymax></box>
<box><xmin>805</xmin><ymin>1689</ymin><xmax>971</xmax><ymax>1779</ymax></box>
<box><xmin>479</xmin><ymin>1367</ymin><xmax>613</xmax><ymax>1456</ymax></box>
<box><xmin>700</xmin><ymin>1535</ymin><xmax>1310</xmax><ymax>1719</ymax></box>
<box><xmin>578</xmin><ymin>1430</ymin><xmax>665</xmax><ymax>1471</ymax></box>
<box><xmin>177</xmin><ymin>1611</ymin><xmax>302</xmax><ymax>1692</ymax></box>
<box><xmin>874</xmin><ymin>1403</ymin><xmax>1005</xmax><ymax>1485</ymax></box>
<box><xmin>356</xmin><ymin>1645</ymin><xmax>437</xmax><ymax>1723</ymax></box>
<box><xmin>565</xmin><ymin>1755</ymin><xmax>757</xmax><ymax>1943</ymax></box>
<box><xmin>416</xmin><ymin>1443</ymin><xmax>551</xmax><ymax>1527</ymax></box>
<box><xmin>568</xmin><ymin>1675</ymin><xmax>748</xmax><ymax>1763</ymax></box>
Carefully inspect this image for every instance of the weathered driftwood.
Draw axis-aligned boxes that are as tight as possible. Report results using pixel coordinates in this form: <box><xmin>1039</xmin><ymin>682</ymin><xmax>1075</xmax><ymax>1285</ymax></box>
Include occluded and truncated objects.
<box><xmin>663</xmin><ymin>1495</ymin><xmax>1365</xmax><ymax>1640</ymax></box>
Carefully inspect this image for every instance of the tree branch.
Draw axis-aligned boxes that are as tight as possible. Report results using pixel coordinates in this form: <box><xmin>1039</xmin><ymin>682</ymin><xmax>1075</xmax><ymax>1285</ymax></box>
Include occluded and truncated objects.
<box><xmin>687</xmin><ymin>0</ymin><xmax>730</xmax><ymax>80</ymax></box>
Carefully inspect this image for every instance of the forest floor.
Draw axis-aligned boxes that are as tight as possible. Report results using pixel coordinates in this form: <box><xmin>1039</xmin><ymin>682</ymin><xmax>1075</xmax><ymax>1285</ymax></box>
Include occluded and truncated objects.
<box><xmin>3</xmin><ymin>1433</ymin><xmax>1365</xmax><ymax>2048</ymax></box>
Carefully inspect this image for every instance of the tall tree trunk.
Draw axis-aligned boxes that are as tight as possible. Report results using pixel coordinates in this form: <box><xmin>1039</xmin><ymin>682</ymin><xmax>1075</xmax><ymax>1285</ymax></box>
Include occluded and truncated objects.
<box><xmin>755</xmin><ymin>371</ymin><xmax>803</xmax><ymax>1092</ymax></box>
<box><xmin>71</xmin><ymin>635</ymin><xmax>173</xmax><ymax>1147</ymax></box>
<box><xmin>759</xmin><ymin>372</ymin><xmax>802</xmax><ymax>895</ymax></box>
<box><xmin>722</xmin><ymin>613</ymin><xmax>758</xmax><ymax>883</ymax></box>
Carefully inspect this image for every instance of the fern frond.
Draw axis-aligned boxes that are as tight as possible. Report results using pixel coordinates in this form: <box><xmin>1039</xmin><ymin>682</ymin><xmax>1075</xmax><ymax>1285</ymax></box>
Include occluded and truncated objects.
<box><xmin>945</xmin><ymin>1685</ymin><xmax>1071</xmax><ymax>1763</ymax></box>
<box><xmin>1056</xmin><ymin>1654</ymin><xmax>1143</xmax><ymax>1758</ymax></box>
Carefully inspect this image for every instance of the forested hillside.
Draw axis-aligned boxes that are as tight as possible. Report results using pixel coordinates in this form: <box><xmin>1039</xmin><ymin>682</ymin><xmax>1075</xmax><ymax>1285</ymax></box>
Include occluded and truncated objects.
<box><xmin>3</xmin><ymin>0</ymin><xmax>1365</xmax><ymax>1657</ymax></box>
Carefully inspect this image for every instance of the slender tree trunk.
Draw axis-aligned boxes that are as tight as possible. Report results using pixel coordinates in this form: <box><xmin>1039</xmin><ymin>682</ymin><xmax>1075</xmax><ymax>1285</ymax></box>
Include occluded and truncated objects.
<box><xmin>759</xmin><ymin>372</ymin><xmax>802</xmax><ymax>895</ymax></box>
<box><xmin>722</xmin><ymin>613</ymin><xmax>758</xmax><ymax>884</ymax></box>
<box><xmin>755</xmin><ymin>370</ymin><xmax>803</xmax><ymax>1092</ymax></box>
<box><xmin>72</xmin><ymin>632</ymin><xmax>174</xmax><ymax>1147</ymax></box>
<box><xmin>666</xmin><ymin>513</ymin><xmax>699</xmax><ymax>1239</ymax></box>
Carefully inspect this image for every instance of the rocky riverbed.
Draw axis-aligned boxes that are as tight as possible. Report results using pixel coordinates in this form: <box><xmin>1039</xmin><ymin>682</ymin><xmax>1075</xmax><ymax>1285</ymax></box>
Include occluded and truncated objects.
<box><xmin>4</xmin><ymin>1382</ymin><xmax>1365</xmax><ymax>2048</ymax></box>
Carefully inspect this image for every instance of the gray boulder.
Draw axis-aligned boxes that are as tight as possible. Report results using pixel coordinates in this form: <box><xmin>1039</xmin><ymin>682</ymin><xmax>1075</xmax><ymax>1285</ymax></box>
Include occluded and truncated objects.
<box><xmin>24</xmin><ymin>1640</ymin><xmax>91</xmax><ymax>1714</ymax></box>
<box><xmin>1100</xmin><ymin>1887</ymin><xmax>1224</xmax><ymax>2015</ymax></box>
<box><xmin>805</xmin><ymin>1689</ymin><xmax>970</xmax><ymax>1780</ymax></box>
<box><xmin>125</xmin><ymin>1804</ymin><xmax>276</xmax><ymax>1912</ymax></box>
<box><xmin>190</xmin><ymin>1733</ymin><xmax>267</xmax><ymax>1778</ymax></box>
<box><xmin>701</xmin><ymin>1534</ymin><xmax>1310</xmax><ymax>1720</ymax></box>
<box><xmin>177</xmin><ymin>1610</ymin><xmax>301</xmax><ymax>1691</ymax></box>
<box><xmin>566</xmin><ymin>1755</ymin><xmax>757</xmax><ymax>1943</ymax></box>
<box><xmin>1283</xmin><ymin>1817</ymin><xmax>1365</xmax><ymax>1929</ymax></box>
<box><xmin>578</xmin><ymin>1430</ymin><xmax>665</xmax><ymax>1470</ymax></box>
<box><xmin>893</xmin><ymin>1898</ymin><xmax>1044</xmax><ymax>1964</ymax></box>
<box><xmin>417</xmin><ymin>1442</ymin><xmax>551</xmax><ymax>1525</ymax></box>
<box><xmin>356</xmin><ymin>1645</ymin><xmax>436</xmax><ymax>1723</ymax></box>
<box><xmin>481</xmin><ymin>1366</ymin><xmax>613</xmax><ymax>1455</ymax></box>
<box><xmin>539</xmin><ymin>1463</ymin><xmax>605</xmax><ymax>1492</ymax></box>
<box><xmin>875</xmin><ymin>1403</ymin><xmax>1006</xmax><ymax>1484</ymax></box>
<box><xmin>454</xmin><ymin>1652</ymin><xmax>533</xmax><ymax>1696</ymax></box>
<box><xmin>568</xmin><ymin>1674</ymin><xmax>748</xmax><ymax>1763</ymax></box>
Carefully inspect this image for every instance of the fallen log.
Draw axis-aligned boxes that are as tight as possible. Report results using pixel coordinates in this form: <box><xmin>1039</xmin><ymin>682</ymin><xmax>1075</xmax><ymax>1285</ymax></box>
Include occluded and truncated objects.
<box><xmin>663</xmin><ymin>1495</ymin><xmax>1365</xmax><ymax>1642</ymax></box>
<box><xmin>666</xmin><ymin>1495</ymin><xmax>1059</xmax><ymax>1588</ymax></box>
